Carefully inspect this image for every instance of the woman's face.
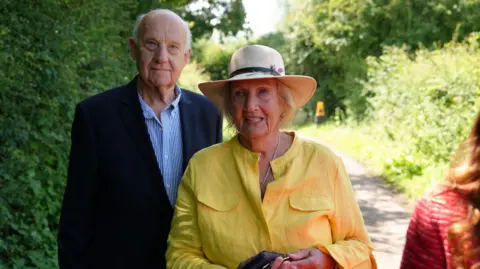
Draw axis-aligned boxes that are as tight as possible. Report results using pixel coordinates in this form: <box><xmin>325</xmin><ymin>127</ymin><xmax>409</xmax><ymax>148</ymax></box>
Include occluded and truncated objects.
<box><xmin>230</xmin><ymin>78</ymin><xmax>285</xmax><ymax>140</ymax></box>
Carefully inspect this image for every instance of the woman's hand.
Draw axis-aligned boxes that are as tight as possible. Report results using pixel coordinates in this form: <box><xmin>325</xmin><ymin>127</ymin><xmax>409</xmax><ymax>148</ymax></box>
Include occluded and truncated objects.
<box><xmin>269</xmin><ymin>257</ymin><xmax>295</xmax><ymax>269</ymax></box>
<box><xmin>271</xmin><ymin>248</ymin><xmax>335</xmax><ymax>269</ymax></box>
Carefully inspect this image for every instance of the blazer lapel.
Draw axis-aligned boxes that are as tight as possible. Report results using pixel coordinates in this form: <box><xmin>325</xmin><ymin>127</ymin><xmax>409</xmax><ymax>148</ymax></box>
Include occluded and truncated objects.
<box><xmin>119</xmin><ymin>77</ymin><xmax>169</xmax><ymax>203</ymax></box>
<box><xmin>179</xmin><ymin>91</ymin><xmax>196</xmax><ymax>171</ymax></box>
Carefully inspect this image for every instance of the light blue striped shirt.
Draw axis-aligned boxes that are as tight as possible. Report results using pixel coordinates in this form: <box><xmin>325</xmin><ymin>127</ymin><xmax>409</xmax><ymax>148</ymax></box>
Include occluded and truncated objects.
<box><xmin>138</xmin><ymin>86</ymin><xmax>183</xmax><ymax>207</ymax></box>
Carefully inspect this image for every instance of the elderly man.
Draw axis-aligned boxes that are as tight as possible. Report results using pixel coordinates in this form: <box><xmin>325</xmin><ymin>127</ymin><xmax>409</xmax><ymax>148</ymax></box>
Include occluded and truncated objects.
<box><xmin>58</xmin><ymin>9</ymin><xmax>222</xmax><ymax>269</ymax></box>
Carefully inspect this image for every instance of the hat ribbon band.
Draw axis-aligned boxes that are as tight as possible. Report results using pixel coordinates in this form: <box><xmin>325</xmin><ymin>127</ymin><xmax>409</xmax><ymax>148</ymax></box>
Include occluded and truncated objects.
<box><xmin>229</xmin><ymin>67</ymin><xmax>280</xmax><ymax>78</ymax></box>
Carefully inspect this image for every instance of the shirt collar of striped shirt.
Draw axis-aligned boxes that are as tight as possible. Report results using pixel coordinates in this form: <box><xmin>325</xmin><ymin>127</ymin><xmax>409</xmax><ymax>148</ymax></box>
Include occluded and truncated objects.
<box><xmin>137</xmin><ymin>85</ymin><xmax>183</xmax><ymax>120</ymax></box>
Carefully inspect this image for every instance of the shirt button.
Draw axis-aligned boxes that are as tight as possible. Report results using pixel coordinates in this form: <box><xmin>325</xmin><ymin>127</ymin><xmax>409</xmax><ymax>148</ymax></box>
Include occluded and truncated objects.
<box><xmin>165</xmin><ymin>155</ymin><xmax>168</xmax><ymax>159</ymax></box>
<box><xmin>166</xmin><ymin>184</ymin><xmax>170</xmax><ymax>189</ymax></box>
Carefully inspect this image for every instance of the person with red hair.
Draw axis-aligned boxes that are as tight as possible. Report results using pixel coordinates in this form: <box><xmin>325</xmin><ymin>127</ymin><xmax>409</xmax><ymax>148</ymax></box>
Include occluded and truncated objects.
<box><xmin>401</xmin><ymin>111</ymin><xmax>480</xmax><ymax>269</ymax></box>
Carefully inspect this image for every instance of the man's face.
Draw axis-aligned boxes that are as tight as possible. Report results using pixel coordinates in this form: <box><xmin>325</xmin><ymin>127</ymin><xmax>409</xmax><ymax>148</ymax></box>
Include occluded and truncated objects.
<box><xmin>129</xmin><ymin>13</ymin><xmax>191</xmax><ymax>90</ymax></box>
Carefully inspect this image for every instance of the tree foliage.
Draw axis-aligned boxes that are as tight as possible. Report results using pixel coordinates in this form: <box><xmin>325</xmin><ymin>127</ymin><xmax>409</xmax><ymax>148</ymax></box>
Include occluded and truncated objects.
<box><xmin>361</xmin><ymin>34</ymin><xmax>480</xmax><ymax>195</ymax></box>
<box><xmin>365</xmin><ymin>34</ymin><xmax>480</xmax><ymax>165</ymax></box>
<box><xmin>280</xmin><ymin>0</ymin><xmax>480</xmax><ymax>120</ymax></box>
<box><xmin>193</xmin><ymin>39</ymin><xmax>240</xmax><ymax>81</ymax></box>
<box><xmin>184</xmin><ymin>0</ymin><xmax>247</xmax><ymax>39</ymax></box>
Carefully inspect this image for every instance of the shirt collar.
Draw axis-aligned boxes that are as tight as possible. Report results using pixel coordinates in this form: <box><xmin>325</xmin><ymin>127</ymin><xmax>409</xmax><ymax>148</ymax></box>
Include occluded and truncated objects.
<box><xmin>171</xmin><ymin>85</ymin><xmax>182</xmax><ymax>109</ymax></box>
<box><xmin>230</xmin><ymin>131</ymin><xmax>300</xmax><ymax>165</ymax></box>
<box><xmin>137</xmin><ymin>85</ymin><xmax>182</xmax><ymax>120</ymax></box>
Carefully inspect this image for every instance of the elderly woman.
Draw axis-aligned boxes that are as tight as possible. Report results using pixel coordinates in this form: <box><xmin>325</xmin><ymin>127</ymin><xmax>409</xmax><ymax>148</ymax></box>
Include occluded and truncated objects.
<box><xmin>166</xmin><ymin>45</ymin><xmax>376</xmax><ymax>269</ymax></box>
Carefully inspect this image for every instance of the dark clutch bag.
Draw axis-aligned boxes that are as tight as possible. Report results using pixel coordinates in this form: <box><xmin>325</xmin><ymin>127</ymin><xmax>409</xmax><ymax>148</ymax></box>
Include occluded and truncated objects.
<box><xmin>237</xmin><ymin>251</ymin><xmax>289</xmax><ymax>269</ymax></box>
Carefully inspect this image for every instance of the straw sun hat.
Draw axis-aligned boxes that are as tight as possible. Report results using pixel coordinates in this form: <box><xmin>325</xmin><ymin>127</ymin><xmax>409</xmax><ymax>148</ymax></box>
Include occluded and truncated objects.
<box><xmin>198</xmin><ymin>45</ymin><xmax>317</xmax><ymax>110</ymax></box>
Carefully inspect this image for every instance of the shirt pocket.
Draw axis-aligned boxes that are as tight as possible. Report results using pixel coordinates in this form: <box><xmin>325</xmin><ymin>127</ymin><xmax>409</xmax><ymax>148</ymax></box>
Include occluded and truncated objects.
<box><xmin>285</xmin><ymin>191</ymin><xmax>333</xmax><ymax>249</ymax></box>
<box><xmin>196</xmin><ymin>191</ymin><xmax>241</xmax><ymax>263</ymax></box>
<box><xmin>197</xmin><ymin>192</ymin><xmax>239</xmax><ymax>212</ymax></box>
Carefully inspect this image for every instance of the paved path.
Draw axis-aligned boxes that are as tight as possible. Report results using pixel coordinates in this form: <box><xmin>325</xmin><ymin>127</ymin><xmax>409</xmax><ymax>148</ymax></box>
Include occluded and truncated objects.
<box><xmin>306</xmin><ymin>137</ymin><xmax>413</xmax><ymax>269</ymax></box>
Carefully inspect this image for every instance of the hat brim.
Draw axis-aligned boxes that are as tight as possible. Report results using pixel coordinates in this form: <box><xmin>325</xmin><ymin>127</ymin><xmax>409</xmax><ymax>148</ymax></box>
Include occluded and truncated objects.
<box><xmin>198</xmin><ymin>74</ymin><xmax>317</xmax><ymax>110</ymax></box>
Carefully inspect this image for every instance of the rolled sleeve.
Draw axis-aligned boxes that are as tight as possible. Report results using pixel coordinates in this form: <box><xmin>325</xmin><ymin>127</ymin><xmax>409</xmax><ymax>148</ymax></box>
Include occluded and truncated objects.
<box><xmin>318</xmin><ymin>157</ymin><xmax>376</xmax><ymax>269</ymax></box>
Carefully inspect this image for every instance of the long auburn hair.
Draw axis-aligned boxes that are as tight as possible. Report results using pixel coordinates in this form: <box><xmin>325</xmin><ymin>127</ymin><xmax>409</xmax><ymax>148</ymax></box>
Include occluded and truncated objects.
<box><xmin>447</xmin><ymin>111</ymin><xmax>480</xmax><ymax>268</ymax></box>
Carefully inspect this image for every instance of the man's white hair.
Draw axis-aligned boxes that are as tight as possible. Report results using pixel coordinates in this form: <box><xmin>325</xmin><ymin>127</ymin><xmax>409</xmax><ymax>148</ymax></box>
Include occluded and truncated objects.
<box><xmin>131</xmin><ymin>9</ymin><xmax>192</xmax><ymax>52</ymax></box>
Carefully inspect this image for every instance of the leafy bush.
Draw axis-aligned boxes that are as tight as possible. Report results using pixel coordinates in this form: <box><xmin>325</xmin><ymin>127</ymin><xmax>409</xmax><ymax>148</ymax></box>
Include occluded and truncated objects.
<box><xmin>178</xmin><ymin>61</ymin><xmax>210</xmax><ymax>93</ymax></box>
<box><xmin>299</xmin><ymin>34</ymin><xmax>480</xmax><ymax>199</ymax></box>
<box><xmin>193</xmin><ymin>39</ymin><xmax>240</xmax><ymax>81</ymax></box>
<box><xmin>361</xmin><ymin>34</ymin><xmax>480</xmax><ymax>194</ymax></box>
<box><xmin>384</xmin><ymin>156</ymin><xmax>424</xmax><ymax>180</ymax></box>
<box><xmin>0</xmin><ymin>1</ymin><xmax>135</xmax><ymax>267</ymax></box>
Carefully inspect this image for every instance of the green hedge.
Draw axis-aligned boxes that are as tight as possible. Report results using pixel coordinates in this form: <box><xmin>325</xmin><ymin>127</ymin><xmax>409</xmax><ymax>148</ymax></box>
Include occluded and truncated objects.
<box><xmin>299</xmin><ymin>34</ymin><xmax>480</xmax><ymax>198</ymax></box>
<box><xmin>361</xmin><ymin>34</ymin><xmax>480</xmax><ymax>196</ymax></box>
<box><xmin>0</xmin><ymin>1</ymin><xmax>136</xmax><ymax>267</ymax></box>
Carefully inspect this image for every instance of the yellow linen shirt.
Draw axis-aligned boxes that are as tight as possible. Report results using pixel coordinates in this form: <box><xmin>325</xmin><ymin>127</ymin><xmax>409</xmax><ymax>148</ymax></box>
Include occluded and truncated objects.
<box><xmin>167</xmin><ymin>133</ymin><xmax>375</xmax><ymax>269</ymax></box>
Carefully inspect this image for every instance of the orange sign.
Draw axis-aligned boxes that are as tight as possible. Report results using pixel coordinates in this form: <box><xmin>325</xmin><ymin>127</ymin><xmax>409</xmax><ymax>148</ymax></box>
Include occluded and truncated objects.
<box><xmin>316</xmin><ymin>102</ymin><xmax>325</xmax><ymax>116</ymax></box>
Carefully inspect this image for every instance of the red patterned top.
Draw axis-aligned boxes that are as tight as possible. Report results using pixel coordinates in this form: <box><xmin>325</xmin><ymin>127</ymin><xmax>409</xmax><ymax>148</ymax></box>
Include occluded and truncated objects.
<box><xmin>400</xmin><ymin>186</ymin><xmax>478</xmax><ymax>269</ymax></box>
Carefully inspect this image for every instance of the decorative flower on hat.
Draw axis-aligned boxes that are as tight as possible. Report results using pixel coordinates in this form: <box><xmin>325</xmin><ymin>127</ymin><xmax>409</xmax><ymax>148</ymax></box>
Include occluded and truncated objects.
<box><xmin>270</xmin><ymin>64</ymin><xmax>284</xmax><ymax>74</ymax></box>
